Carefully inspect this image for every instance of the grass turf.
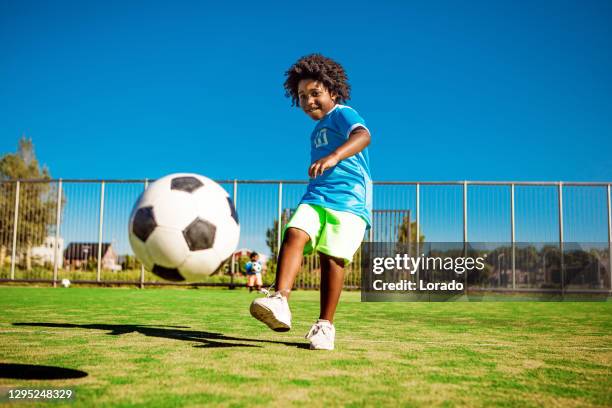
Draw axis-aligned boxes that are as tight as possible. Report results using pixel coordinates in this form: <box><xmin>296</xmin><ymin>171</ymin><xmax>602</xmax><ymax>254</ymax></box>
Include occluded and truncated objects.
<box><xmin>0</xmin><ymin>287</ymin><xmax>610</xmax><ymax>407</ymax></box>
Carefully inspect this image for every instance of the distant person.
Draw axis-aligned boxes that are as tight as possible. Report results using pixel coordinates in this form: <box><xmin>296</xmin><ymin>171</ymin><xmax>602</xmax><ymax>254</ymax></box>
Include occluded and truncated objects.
<box><xmin>249</xmin><ymin>54</ymin><xmax>372</xmax><ymax>350</ymax></box>
<box><xmin>245</xmin><ymin>252</ymin><xmax>264</xmax><ymax>293</ymax></box>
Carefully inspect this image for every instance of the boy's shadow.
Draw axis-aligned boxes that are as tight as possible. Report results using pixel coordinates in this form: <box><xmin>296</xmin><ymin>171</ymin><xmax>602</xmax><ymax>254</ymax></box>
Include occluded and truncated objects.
<box><xmin>13</xmin><ymin>322</ymin><xmax>310</xmax><ymax>349</ymax></box>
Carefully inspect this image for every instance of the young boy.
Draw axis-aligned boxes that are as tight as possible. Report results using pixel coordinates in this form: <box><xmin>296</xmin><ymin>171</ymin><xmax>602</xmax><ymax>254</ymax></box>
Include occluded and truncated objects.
<box><xmin>250</xmin><ymin>54</ymin><xmax>372</xmax><ymax>350</ymax></box>
<box><xmin>245</xmin><ymin>251</ymin><xmax>263</xmax><ymax>293</ymax></box>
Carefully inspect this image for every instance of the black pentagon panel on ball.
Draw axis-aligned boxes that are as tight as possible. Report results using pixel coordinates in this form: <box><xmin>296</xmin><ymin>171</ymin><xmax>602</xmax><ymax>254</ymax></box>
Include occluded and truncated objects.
<box><xmin>183</xmin><ymin>217</ymin><xmax>216</xmax><ymax>251</ymax></box>
<box><xmin>132</xmin><ymin>206</ymin><xmax>157</xmax><ymax>242</ymax></box>
<box><xmin>227</xmin><ymin>197</ymin><xmax>239</xmax><ymax>225</ymax></box>
<box><xmin>152</xmin><ymin>265</ymin><xmax>185</xmax><ymax>281</ymax></box>
<box><xmin>171</xmin><ymin>176</ymin><xmax>204</xmax><ymax>193</ymax></box>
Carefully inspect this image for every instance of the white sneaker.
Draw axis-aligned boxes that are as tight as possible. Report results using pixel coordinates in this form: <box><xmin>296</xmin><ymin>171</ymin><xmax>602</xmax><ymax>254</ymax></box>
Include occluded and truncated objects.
<box><xmin>305</xmin><ymin>320</ymin><xmax>335</xmax><ymax>350</ymax></box>
<box><xmin>250</xmin><ymin>293</ymin><xmax>291</xmax><ymax>332</ymax></box>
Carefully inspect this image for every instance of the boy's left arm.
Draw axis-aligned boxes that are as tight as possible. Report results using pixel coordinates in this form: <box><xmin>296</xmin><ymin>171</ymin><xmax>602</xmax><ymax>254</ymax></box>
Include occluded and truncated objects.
<box><xmin>309</xmin><ymin>127</ymin><xmax>370</xmax><ymax>178</ymax></box>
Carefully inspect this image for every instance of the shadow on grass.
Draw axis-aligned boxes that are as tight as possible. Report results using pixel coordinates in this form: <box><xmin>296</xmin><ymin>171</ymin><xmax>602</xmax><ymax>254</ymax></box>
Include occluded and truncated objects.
<box><xmin>13</xmin><ymin>323</ymin><xmax>309</xmax><ymax>349</ymax></box>
<box><xmin>0</xmin><ymin>363</ymin><xmax>88</xmax><ymax>379</ymax></box>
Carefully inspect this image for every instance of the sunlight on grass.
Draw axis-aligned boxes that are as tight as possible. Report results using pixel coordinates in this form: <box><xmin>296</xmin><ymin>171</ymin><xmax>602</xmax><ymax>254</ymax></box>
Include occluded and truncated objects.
<box><xmin>0</xmin><ymin>287</ymin><xmax>610</xmax><ymax>407</ymax></box>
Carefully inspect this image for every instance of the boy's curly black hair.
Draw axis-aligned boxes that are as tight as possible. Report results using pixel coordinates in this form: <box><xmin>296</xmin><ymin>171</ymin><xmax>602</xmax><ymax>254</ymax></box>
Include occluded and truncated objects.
<box><xmin>283</xmin><ymin>54</ymin><xmax>351</xmax><ymax>106</ymax></box>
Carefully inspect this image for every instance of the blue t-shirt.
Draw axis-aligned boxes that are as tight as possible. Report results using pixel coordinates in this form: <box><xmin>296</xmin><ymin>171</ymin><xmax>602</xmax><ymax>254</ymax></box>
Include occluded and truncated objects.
<box><xmin>245</xmin><ymin>261</ymin><xmax>261</xmax><ymax>275</ymax></box>
<box><xmin>300</xmin><ymin>104</ymin><xmax>372</xmax><ymax>227</ymax></box>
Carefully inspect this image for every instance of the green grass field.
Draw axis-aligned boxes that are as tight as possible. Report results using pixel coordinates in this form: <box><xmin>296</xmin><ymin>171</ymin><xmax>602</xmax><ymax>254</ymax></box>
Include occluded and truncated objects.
<box><xmin>0</xmin><ymin>287</ymin><xmax>610</xmax><ymax>407</ymax></box>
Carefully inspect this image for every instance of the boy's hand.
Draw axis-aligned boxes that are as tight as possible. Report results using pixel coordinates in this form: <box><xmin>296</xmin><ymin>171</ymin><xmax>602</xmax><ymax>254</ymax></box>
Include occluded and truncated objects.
<box><xmin>308</xmin><ymin>127</ymin><xmax>371</xmax><ymax>178</ymax></box>
<box><xmin>309</xmin><ymin>152</ymin><xmax>340</xmax><ymax>178</ymax></box>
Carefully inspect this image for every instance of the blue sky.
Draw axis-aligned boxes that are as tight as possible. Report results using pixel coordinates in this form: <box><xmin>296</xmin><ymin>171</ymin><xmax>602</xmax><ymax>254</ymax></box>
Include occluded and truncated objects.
<box><xmin>2</xmin><ymin>1</ymin><xmax>611</xmax><ymax>258</ymax></box>
<box><xmin>1</xmin><ymin>0</ymin><xmax>611</xmax><ymax>182</ymax></box>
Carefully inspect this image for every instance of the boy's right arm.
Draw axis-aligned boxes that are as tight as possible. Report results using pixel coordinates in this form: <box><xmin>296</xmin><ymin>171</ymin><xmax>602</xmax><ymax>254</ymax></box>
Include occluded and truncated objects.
<box><xmin>308</xmin><ymin>127</ymin><xmax>370</xmax><ymax>178</ymax></box>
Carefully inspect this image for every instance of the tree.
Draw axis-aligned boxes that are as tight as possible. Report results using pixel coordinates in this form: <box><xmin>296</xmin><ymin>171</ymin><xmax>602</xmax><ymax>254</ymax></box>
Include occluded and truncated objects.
<box><xmin>265</xmin><ymin>209</ymin><xmax>292</xmax><ymax>261</ymax></box>
<box><xmin>0</xmin><ymin>137</ymin><xmax>56</xmax><ymax>270</ymax></box>
<box><xmin>397</xmin><ymin>214</ymin><xmax>425</xmax><ymax>244</ymax></box>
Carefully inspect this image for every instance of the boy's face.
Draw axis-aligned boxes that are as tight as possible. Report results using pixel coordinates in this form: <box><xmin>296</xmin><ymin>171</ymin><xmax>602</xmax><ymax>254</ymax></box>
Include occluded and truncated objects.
<box><xmin>297</xmin><ymin>79</ymin><xmax>337</xmax><ymax>120</ymax></box>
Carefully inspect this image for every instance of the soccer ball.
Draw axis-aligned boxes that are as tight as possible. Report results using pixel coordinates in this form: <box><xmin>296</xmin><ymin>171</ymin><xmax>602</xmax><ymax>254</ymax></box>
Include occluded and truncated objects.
<box><xmin>61</xmin><ymin>278</ymin><xmax>71</xmax><ymax>288</ymax></box>
<box><xmin>252</xmin><ymin>262</ymin><xmax>262</xmax><ymax>273</ymax></box>
<box><xmin>128</xmin><ymin>173</ymin><xmax>240</xmax><ymax>281</ymax></box>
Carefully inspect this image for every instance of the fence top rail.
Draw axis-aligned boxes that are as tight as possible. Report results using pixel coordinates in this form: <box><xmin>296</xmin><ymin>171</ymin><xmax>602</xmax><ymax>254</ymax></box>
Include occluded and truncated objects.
<box><xmin>1</xmin><ymin>179</ymin><xmax>611</xmax><ymax>187</ymax></box>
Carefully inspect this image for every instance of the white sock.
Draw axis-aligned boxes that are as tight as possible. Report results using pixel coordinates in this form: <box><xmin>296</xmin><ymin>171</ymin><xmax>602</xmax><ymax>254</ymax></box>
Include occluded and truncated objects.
<box><xmin>275</xmin><ymin>289</ymin><xmax>291</xmax><ymax>298</ymax></box>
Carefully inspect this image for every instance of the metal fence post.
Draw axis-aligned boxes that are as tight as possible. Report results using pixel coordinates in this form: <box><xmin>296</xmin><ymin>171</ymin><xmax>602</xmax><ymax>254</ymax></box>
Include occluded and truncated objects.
<box><xmin>230</xmin><ymin>179</ymin><xmax>238</xmax><ymax>289</ymax></box>
<box><xmin>463</xmin><ymin>181</ymin><xmax>468</xmax><ymax>292</ymax></box>
<box><xmin>415</xmin><ymin>183</ymin><xmax>420</xmax><ymax>281</ymax></box>
<box><xmin>558</xmin><ymin>182</ymin><xmax>564</xmax><ymax>294</ymax></box>
<box><xmin>415</xmin><ymin>183</ymin><xmax>420</xmax><ymax>245</ymax></box>
<box><xmin>463</xmin><ymin>181</ymin><xmax>468</xmax><ymax>244</ymax></box>
<box><xmin>369</xmin><ymin>184</ymin><xmax>374</xmax><ymax>242</ymax></box>
<box><xmin>53</xmin><ymin>180</ymin><xmax>63</xmax><ymax>287</ymax></box>
<box><xmin>607</xmin><ymin>184</ymin><xmax>611</xmax><ymax>290</ymax></box>
<box><xmin>511</xmin><ymin>183</ymin><xmax>516</xmax><ymax>289</ymax></box>
<box><xmin>97</xmin><ymin>181</ymin><xmax>105</xmax><ymax>282</ymax></box>
<box><xmin>10</xmin><ymin>181</ymin><xmax>20</xmax><ymax>280</ymax></box>
<box><xmin>277</xmin><ymin>182</ymin><xmax>282</xmax><ymax>258</ymax></box>
<box><xmin>140</xmin><ymin>179</ymin><xmax>148</xmax><ymax>289</ymax></box>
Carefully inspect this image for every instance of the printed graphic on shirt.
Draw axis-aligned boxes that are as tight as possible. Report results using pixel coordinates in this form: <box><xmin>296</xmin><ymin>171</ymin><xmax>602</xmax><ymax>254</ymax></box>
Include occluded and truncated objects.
<box><xmin>314</xmin><ymin>128</ymin><xmax>328</xmax><ymax>148</ymax></box>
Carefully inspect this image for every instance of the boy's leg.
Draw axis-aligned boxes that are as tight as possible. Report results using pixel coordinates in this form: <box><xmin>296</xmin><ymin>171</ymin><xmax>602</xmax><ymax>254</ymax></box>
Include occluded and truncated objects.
<box><xmin>305</xmin><ymin>208</ymin><xmax>364</xmax><ymax>350</ymax></box>
<box><xmin>305</xmin><ymin>252</ymin><xmax>343</xmax><ymax>350</ymax></box>
<box><xmin>247</xmin><ymin>274</ymin><xmax>254</xmax><ymax>292</ymax></box>
<box><xmin>275</xmin><ymin>227</ymin><xmax>310</xmax><ymax>299</ymax></box>
<box><xmin>249</xmin><ymin>227</ymin><xmax>310</xmax><ymax>331</ymax></box>
<box><xmin>318</xmin><ymin>252</ymin><xmax>345</xmax><ymax>323</ymax></box>
<box><xmin>250</xmin><ymin>204</ymin><xmax>320</xmax><ymax>332</ymax></box>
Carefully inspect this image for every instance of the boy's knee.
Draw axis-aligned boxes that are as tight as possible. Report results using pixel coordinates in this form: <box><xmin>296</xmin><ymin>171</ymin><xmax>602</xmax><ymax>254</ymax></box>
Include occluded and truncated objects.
<box><xmin>283</xmin><ymin>228</ymin><xmax>310</xmax><ymax>245</ymax></box>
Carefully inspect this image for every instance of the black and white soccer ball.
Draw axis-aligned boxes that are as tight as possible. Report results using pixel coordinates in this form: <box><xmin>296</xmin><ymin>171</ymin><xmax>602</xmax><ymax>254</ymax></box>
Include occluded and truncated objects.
<box><xmin>128</xmin><ymin>173</ymin><xmax>239</xmax><ymax>281</ymax></box>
